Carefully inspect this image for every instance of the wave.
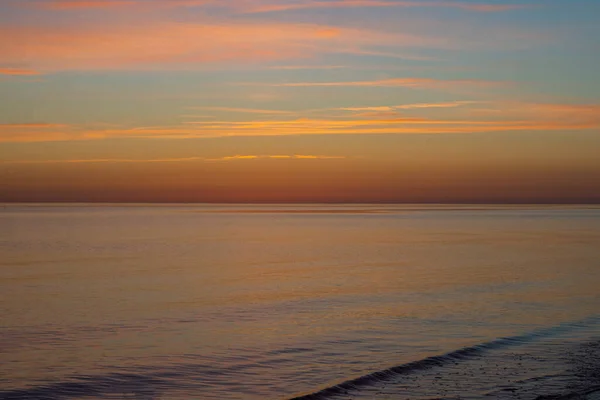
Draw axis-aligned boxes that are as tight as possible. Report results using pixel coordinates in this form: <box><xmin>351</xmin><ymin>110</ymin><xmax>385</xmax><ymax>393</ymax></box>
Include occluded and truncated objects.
<box><xmin>287</xmin><ymin>316</ymin><xmax>600</xmax><ymax>400</ymax></box>
<box><xmin>1</xmin><ymin>316</ymin><xmax>598</xmax><ymax>400</ymax></box>
<box><xmin>0</xmin><ymin>373</ymin><xmax>168</xmax><ymax>400</ymax></box>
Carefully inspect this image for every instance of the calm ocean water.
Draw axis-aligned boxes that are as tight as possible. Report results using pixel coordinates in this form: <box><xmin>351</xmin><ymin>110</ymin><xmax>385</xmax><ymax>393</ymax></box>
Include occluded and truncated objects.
<box><xmin>1</xmin><ymin>204</ymin><xmax>599</xmax><ymax>399</ymax></box>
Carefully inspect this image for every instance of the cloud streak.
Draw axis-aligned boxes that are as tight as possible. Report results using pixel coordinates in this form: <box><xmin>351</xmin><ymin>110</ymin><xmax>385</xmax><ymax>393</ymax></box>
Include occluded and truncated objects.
<box><xmin>266</xmin><ymin>78</ymin><xmax>507</xmax><ymax>88</ymax></box>
<box><xmin>0</xmin><ymin>123</ymin><xmax>65</xmax><ymax>128</ymax></box>
<box><xmin>0</xmin><ymin>22</ymin><xmax>395</xmax><ymax>71</ymax></box>
<box><xmin>339</xmin><ymin>101</ymin><xmax>479</xmax><ymax>112</ymax></box>
<box><xmin>2</xmin><ymin>155</ymin><xmax>346</xmax><ymax>164</ymax></box>
<box><xmin>267</xmin><ymin>65</ymin><xmax>348</xmax><ymax>70</ymax></box>
<box><xmin>1</xmin><ymin>2</ymin><xmax>539</xmax><ymax>73</ymax></box>
<box><xmin>189</xmin><ymin>107</ymin><xmax>295</xmax><ymax>115</ymax></box>
<box><xmin>2</xmin><ymin>102</ymin><xmax>597</xmax><ymax>143</ymax></box>
<box><xmin>244</xmin><ymin>0</ymin><xmax>526</xmax><ymax>14</ymax></box>
<box><xmin>78</xmin><ymin>117</ymin><xmax>600</xmax><ymax>142</ymax></box>
<box><xmin>0</xmin><ymin>68</ymin><xmax>42</xmax><ymax>76</ymax></box>
<box><xmin>39</xmin><ymin>0</ymin><xmax>139</xmax><ymax>9</ymax></box>
<box><xmin>0</xmin><ymin>123</ymin><xmax>77</xmax><ymax>142</ymax></box>
<box><xmin>206</xmin><ymin>154</ymin><xmax>346</xmax><ymax>161</ymax></box>
<box><xmin>33</xmin><ymin>0</ymin><xmax>525</xmax><ymax>13</ymax></box>
<box><xmin>1</xmin><ymin>157</ymin><xmax>205</xmax><ymax>164</ymax></box>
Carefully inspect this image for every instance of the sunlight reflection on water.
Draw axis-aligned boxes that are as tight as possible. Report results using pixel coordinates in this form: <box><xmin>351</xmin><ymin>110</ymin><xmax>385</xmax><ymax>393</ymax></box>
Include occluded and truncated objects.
<box><xmin>1</xmin><ymin>205</ymin><xmax>599</xmax><ymax>399</ymax></box>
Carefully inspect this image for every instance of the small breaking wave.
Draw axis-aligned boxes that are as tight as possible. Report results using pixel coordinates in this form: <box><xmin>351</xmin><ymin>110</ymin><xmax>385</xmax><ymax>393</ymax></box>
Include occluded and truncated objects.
<box><xmin>288</xmin><ymin>316</ymin><xmax>600</xmax><ymax>400</ymax></box>
<box><xmin>1</xmin><ymin>317</ymin><xmax>598</xmax><ymax>400</ymax></box>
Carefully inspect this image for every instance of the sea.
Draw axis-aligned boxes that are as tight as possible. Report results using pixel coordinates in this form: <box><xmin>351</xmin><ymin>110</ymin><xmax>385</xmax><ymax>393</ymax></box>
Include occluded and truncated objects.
<box><xmin>1</xmin><ymin>204</ymin><xmax>599</xmax><ymax>400</ymax></box>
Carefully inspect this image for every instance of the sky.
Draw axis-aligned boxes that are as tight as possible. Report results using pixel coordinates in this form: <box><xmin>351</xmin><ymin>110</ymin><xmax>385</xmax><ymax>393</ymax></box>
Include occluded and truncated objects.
<box><xmin>0</xmin><ymin>0</ymin><xmax>599</xmax><ymax>203</ymax></box>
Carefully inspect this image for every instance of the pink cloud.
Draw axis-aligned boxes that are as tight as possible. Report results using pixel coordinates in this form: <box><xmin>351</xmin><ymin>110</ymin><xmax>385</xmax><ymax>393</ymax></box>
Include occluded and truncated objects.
<box><xmin>32</xmin><ymin>0</ymin><xmax>525</xmax><ymax>12</ymax></box>
<box><xmin>35</xmin><ymin>0</ymin><xmax>218</xmax><ymax>10</ymax></box>
<box><xmin>1</xmin><ymin>2</ymin><xmax>537</xmax><ymax>72</ymax></box>
<box><xmin>0</xmin><ymin>22</ymin><xmax>393</xmax><ymax>70</ymax></box>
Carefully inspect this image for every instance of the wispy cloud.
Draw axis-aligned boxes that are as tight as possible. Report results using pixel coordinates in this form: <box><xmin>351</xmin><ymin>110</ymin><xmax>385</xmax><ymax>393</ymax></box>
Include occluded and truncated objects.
<box><xmin>267</xmin><ymin>78</ymin><xmax>507</xmax><ymax>88</ymax></box>
<box><xmin>39</xmin><ymin>0</ymin><xmax>139</xmax><ymax>9</ymax></box>
<box><xmin>0</xmin><ymin>123</ymin><xmax>77</xmax><ymax>142</ymax></box>
<box><xmin>339</xmin><ymin>101</ymin><xmax>479</xmax><ymax>112</ymax></box>
<box><xmin>0</xmin><ymin>123</ymin><xmax>66</xmax><ymax>128</ymax></box>
<box><xmin>0</xmin><ymin>68</ymin><xmax>42</xmax><ymax>76</ymax></box>
<box><xmin>244</xmin><ymin>0</ymin><xmax>526</xmax><ymax>14</ymax></box>
<box><xmin>267</xmin><ymin>65</ymin><xmax>348</xmax><ymax>70</ymax></box>
<box><xmin>32</xmin><ymin>0</ymin><xmax>525</xmax><ymax>13</ymax></box>
<box><xmin>338</xmin><ymin>106</ymin><xmax>395</xmax><ymax>112</ymax></box>
<box><xmin>74</xmin><ymin>114</ymin><xmax>598</xmax><ymax>141</ymax></box>
<box><xmin>336</xmin><ymin>49</ymin><xmax>435</xmax><ymax>61</ymax></box>
<box><xmin>206</xmin><ymin>154</ymin><xmax>346</xmax><ymax>161</ymax></box>
<box><xmin>1</xmin><ymin>1</ymin><xmax>540</xmax><ymax>73</ymax></box>
<box><xmin>3</xmin><ymin>102</ymin><xmax>597</xmax><ymax>143</ymax></box>
<box><xmin>0</xmin><ymin>22</ymin><xmax>394</xmax><ymax>70</ymax></box>
<box><xmin>395</xmin><ymin>100</ymin><xmax>481</xmax><ymax>109</ymax></box>
<box><xmin>35</xmin><ymin>0</ymin><xmax>221</xmax><ymax>10</ymax></box>
<box><xmin>2</xmin><ymin>154</ymin><xmax>346</xmax><ymax>164</ymax></box>
<box><xmin>1</xmin><ymin>157</ymin><xmax>205</xmax><ymax>164</ymax></box>
<box><xmin>189</xmin><ymin>106</ymin><xmax>295</xmax><ymax>115</ymax></box>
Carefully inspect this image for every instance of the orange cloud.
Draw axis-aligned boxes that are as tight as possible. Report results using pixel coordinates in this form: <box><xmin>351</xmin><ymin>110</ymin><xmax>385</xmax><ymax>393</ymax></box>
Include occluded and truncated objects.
<box><xmin>32</xmin><ymin>0</ymin><xmax>525</xmax><ymax>13</ymax></box>
<box><xmin>2</xmin><ymin>155</ymin><xmax>346</xmax><ymax>164</ymax></box>
<box><xmin>1</xmin><ymin>157</ymin><xmax>205</xmax><ymax>164</ymax></box>
<box><xmin>0</xmin><ymin>119</ymin><xmax>593</xmax><ymax>143</ymax></box>
<box><xmin>183</xmin><ymin>116</ymin><xmax>597</xmax><ymax>129</ymax></box>
<box><xmin>468</xmin><ymin>102</ymin><xmax>600</xmax><ymax>123</ymax></box>
<box><xmin>206</xmin><ymin>154</ymin><xmax>346</xmax><ymax>161</ymax></box>
<box><xmin>0</xmin><ymin>68</ymin><xmax>42</xmax><ymax>76</ymax></box>
<box><xmin>0</xmin><ymin>123</ymin><xmax>76</xmax><ymax>142</ymax></box>
<box><xmin>3</xmin><ymin>102</ymin><xmax>597</xmax><ymax>143</ymax></box>
<box><xmin>315</xmin><ymin>28</ymin><xmax>341</xmax><ymax>38</ymax></box>
<box><xmin>0</xmin><ymin>22</ymin><xmax>389</xmax><ymax>70</ymax></box>
<box><xmin>2</xmin><ymin>3</ymin><xmax>532</xmax><ymax>72</ymax></box>
<box><xmin>69</xmin><ymin>115</ymin><xmax>597</xmax><ymax>142</ymax></box>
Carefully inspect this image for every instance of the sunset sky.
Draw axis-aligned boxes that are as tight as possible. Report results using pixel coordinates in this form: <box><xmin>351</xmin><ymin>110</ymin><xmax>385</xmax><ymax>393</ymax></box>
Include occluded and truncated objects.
<box><xmin>1</xmin><ymin>0</ymin><xmax>599</xmax><ymax>203</ymax></box>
